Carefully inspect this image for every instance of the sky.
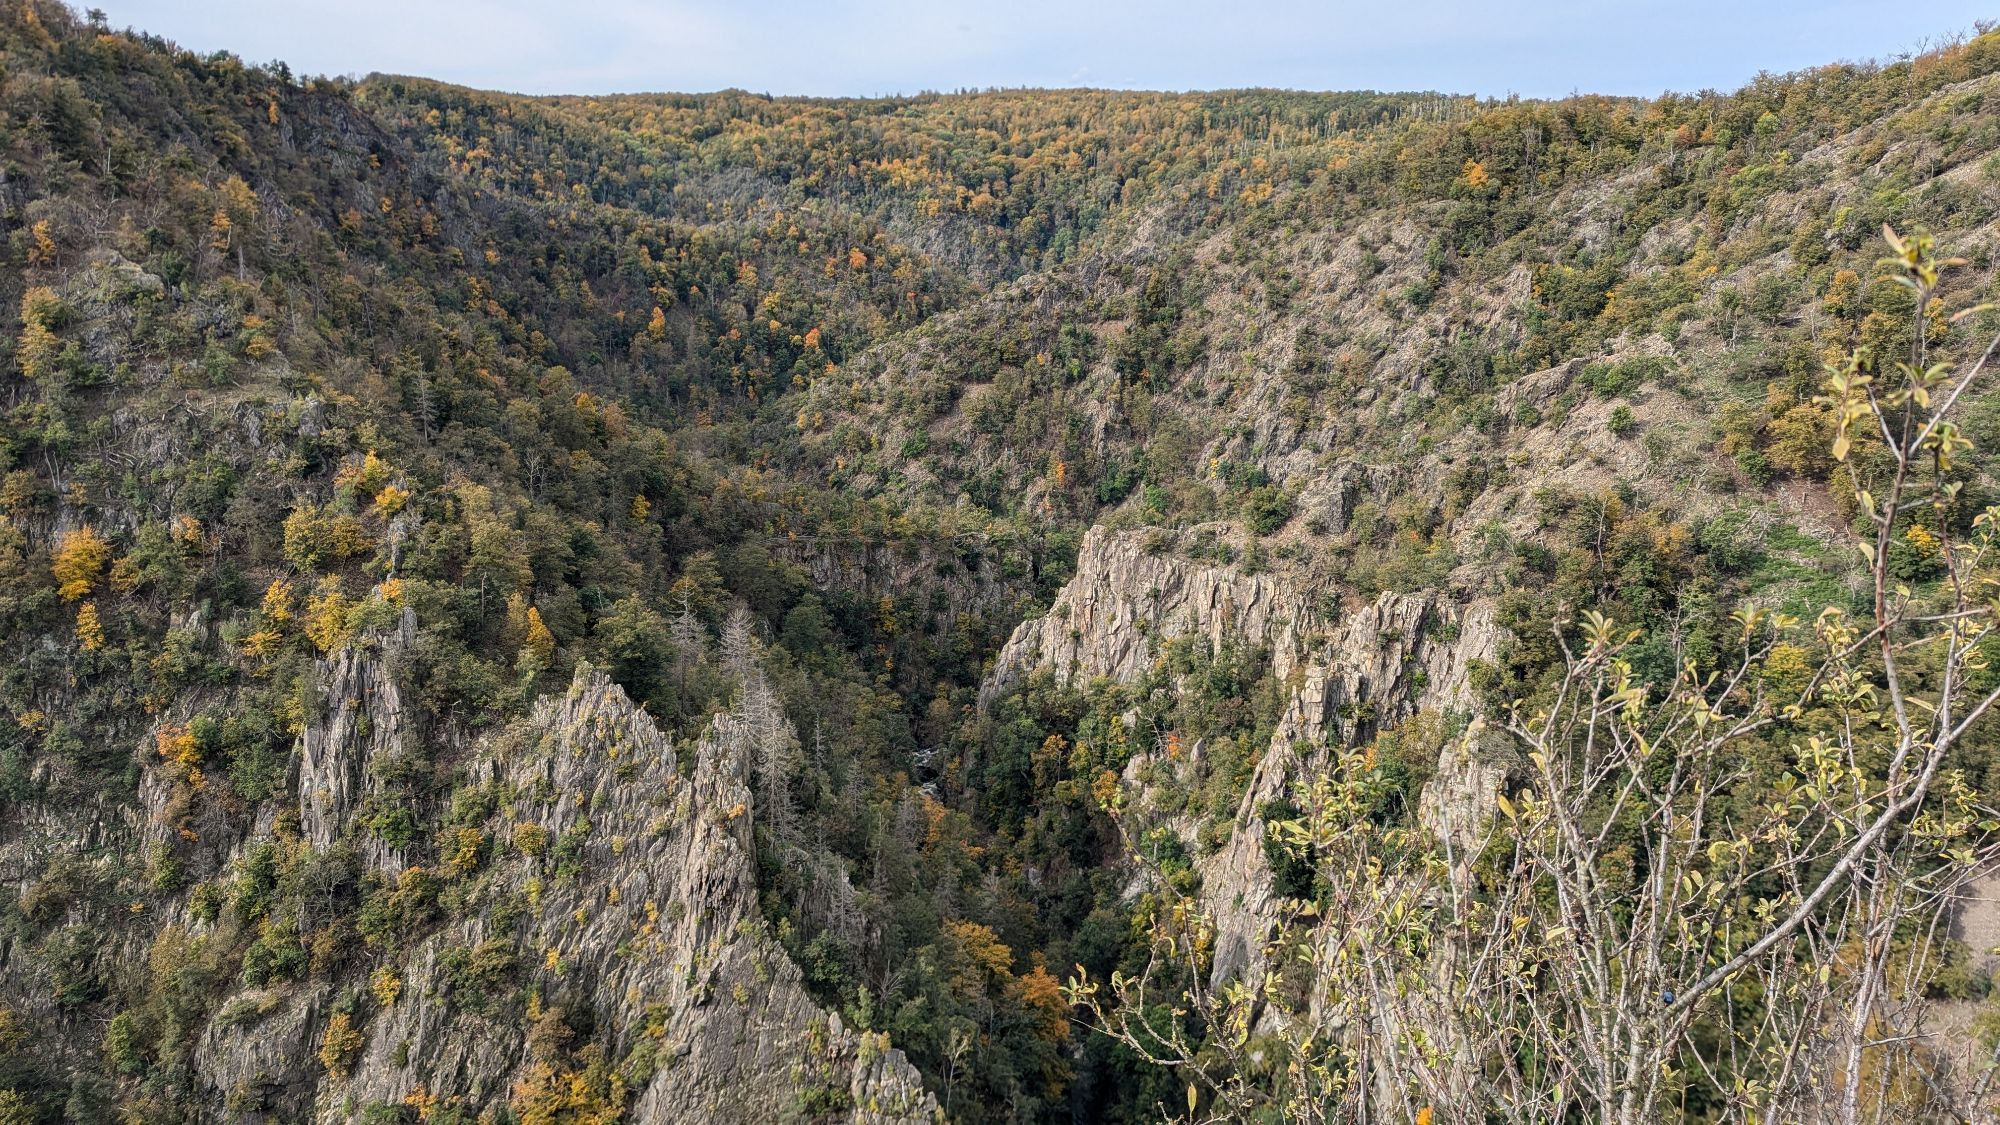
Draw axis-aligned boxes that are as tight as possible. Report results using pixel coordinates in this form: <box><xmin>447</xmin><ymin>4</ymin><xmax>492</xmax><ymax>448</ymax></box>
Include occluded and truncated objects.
<box><xmin>101</xmin><ymin>1</ymin><xmax>1995</xmax><ymax>100</ymax></box>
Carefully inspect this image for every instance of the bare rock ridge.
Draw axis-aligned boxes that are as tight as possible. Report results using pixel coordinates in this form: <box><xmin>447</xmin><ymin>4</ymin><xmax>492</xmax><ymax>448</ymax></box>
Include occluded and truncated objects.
<box><xmin>978</xmin><ymin>524</ymin><xmax>1510</xmax><ymax>985</ymax></box>
<box><xmin>1198</xmin><ymin>591</ymin><xmax>1502</xmax><ymax>986</ymax></box>
<box><xmin>298</xmin><ymin>645</ymin><xmax>409</xmax><ymax>873</ymax></box>
<box><xmin>983</xmin><ymin>525</ymin><xmax>1327</xmax><ymax>703</ymax></box>
<box><xmin>196</xmin><ymin>659</ymin><xmax>941</xmax><ymax>1123</ymax></box>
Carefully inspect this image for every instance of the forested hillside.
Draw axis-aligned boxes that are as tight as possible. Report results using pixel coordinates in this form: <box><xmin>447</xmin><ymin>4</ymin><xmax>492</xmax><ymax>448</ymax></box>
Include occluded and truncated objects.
<box><xmin>5</xmin><ymin>1</ymin><xmax>2000</xmax><ymax>1120</ymax></box>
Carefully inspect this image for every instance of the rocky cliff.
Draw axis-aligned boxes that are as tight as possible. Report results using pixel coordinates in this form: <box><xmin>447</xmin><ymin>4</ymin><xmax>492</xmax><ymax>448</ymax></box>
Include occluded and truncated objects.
<box><xmin>1196</xmin><ymin>590</ymin><xmax>1502</xmax><ymax>985</ymax></box>
<box><xmin>161</xmin><ymin>662</ymin><xmax>940</xmax><ymax>1123</ymax></box>
<box><xmin>982</xmin><ymin>525</ymin><xmax>1328</xmax><ymax>703</ymax></box>
<box><xmin>979</xmin><ymin>523</ymin><xmax>1508</xmax><ymax>985</ymax></box>
<box><xmin>297</xmin><ymin>633</ymin><xmax>415</xmax><ymax>875</ymax></box>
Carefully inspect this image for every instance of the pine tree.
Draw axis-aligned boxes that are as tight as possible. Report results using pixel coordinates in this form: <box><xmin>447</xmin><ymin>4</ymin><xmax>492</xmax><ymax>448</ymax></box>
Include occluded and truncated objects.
<box><xmin>668</xmin><ymin>595</ymin><xmax>707</xmax><ymax>698</ymax></box>
<box><xmin>743</xmin><ymin>672</ymin><xmax>800</xmax><ymax>847</ymax></box>
<box><xmin>719</xmin><ymin>604</ymin><xmax>756</xmax><ymax>687</ymax></box>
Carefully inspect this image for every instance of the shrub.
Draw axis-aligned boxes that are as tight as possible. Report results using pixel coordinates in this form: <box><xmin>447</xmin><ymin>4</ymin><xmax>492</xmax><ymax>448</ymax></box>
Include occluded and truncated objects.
<box><xmin>1242</xmin><ymin>486</ymin><xmax>1294</xmax><ymax>535</ymax></box>
<box><xmin>370</xmin><ymin>967</ymin><xmax>403</xmax><ymax>1007</ymax></box>
<box><xmin>318</xmin><ymin>1012</ymin><xmax>364</xmax><ymax>1077</ymax></box>
<box><xmin>240</xmin><ymin>923</ymin><xmax>308</xmax><ymax>987</ymax></box>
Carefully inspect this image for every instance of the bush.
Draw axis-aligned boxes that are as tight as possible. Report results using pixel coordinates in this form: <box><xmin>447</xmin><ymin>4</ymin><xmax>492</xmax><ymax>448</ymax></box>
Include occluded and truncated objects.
<box><xmin>240</xmin><ymin>923</ymin><xmax>308</xmax><ymax>987</ymax></box>
<box><xmin>1241</xmin><ymin>486</ymin><xmax>1294</xmax><ymax>535</ymax></box>
<box><xmin>439</xmin><ymin>940</ymin><xmax>518</xmax><ymax>1015</ymax></box>
<box><xmin>318</xmin><ymin>1012</ymin><xmax>363</xmax><ymax>1077</ymax></box>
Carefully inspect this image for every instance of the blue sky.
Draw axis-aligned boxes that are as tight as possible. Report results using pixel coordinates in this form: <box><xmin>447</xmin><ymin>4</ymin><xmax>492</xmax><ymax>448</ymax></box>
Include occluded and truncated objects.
<box><xmin>102</xmin><ymin>1</ymin><xmax>1993</xmax><ymax>99</ymax></box>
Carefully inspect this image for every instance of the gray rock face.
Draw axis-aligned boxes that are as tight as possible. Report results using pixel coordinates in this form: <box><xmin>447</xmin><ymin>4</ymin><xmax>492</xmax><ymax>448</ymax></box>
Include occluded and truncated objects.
<box><xmin>297</xmin><ymin>649</ymin><xmax>406</xmax><ymax>867</ymax></box>
<box><xmin>1418</xmin><ymin>717</ymin><xmax>1523</xmax><ymax>886</ymax></box>
<box><xmin>978</xmin><ymin>526</ymin><xmax>1505</xmax><ymax>987</ymax></box>
<box><xmin>774</xmin><ymin>534</ymin><xmax>1015</xmax><ymax>638</ymax></box>
<box><xmin>981</xmin><ymin>524</ymin><xmax>1330</xmax><ymax>705</ymax></box>
<box><xmin>1198</xmin><ymin>592</ymin><xmax>1499</xmax><ymax>987</ymax></box>
<box><xmin>81</xmin><ymin>248</ymin><xmax>166</xmax><ymax>301</ymax></box>
<box><xmin>1298</xmin><ymin>462</ymin><xmax>1401</xmax><ymax>537</ymax></box>
<box><xmin>198</xmin><ymin>666</ymin><xmax>940</xmax><ymax>1124</ymax></box>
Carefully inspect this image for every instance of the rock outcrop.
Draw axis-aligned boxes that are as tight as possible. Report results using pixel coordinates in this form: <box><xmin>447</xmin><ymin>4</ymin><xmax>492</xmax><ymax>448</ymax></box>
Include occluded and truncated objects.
<box><xmin>1197</xmin><ymin>591</ymin><xmax>1499</xmax><ymax>985</ymax></box>
<box><xmin>978</xmin><ymin>526</ymin><xmax>1505</xmax><ymax>986</ymax></box>
<box><xmin>194</xmin><ymin>666</ymin><xmax>940</xmax><ymax>1124</ymax></box>
<box><xmin>297</xmin><ymin>648</ymin><xmax>408</xmax><ymax>869</ymax></box>
<box><xmin>982</xmin><ymin>524</ymin><xmax>1329</xmax><ymax>705</ymax></box>
<box><xmin>1418</xmin><ymin>717</ymin><xmax>1523</xmax><ymax>885</ymax></box>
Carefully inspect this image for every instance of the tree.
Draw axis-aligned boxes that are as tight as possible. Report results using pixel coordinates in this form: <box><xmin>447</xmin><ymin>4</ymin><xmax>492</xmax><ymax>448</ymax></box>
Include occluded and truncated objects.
<box><xmin>592</xmin><ymin>596</ymin><xmax>672</xmax><ymax>708</ymax></box>
<box><xmin>50</xmin><ymin>527</ymin><xmax>110</xmax><ymax>601</ymax></box>
<box><xmin>74</xmin><ymin>602</ymin><xmax>104</xmax><ymax>651</ymax></box>
<box><xmin>16</xmin><ymin>287</ymin><xmax>65</xmax><ymax>385</ymax></box>
<box><xmin>743</xmin><ymin>671</ymin><xmax>800</xmax><ymax>845</ymax></box>
<box><xmin>457</xmin><ymin>481</ymin><xmax>531</xmax><ymax>610</ymax></box>
<box><xmin>521</xmin><ymin>606</ymin><xmax>556</xmax><ymax>673</ymax></box>
<box><xmin>669</xmin><ymin>595</ymin><xmax>708</xmax><ymax>695</ymax></box>
<box><xmin>720</xmin><ymin>604</ymin><xmax>757</xmax><ymax>686</ymax></box>
<box><xmin>318</xmin><ymin>1012</ymin><xmax>363</xmax><ymax>1077</ymax></box>
<box><xmin>1241</xmin><ymin>486</ymin><xmax>1293</xmax><ymax>536</ymax></box>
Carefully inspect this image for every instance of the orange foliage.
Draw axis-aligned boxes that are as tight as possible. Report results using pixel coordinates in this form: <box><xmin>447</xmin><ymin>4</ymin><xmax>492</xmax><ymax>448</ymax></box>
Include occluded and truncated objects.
<box><xmin>51</xmin><ymin>526</ymin><xmax>112</xmax><ymax>601</ymax></box>
<box><xmin>75</xmin><ymin>601</ymin><xmax>105</xmax><ymax>651</ymax></box>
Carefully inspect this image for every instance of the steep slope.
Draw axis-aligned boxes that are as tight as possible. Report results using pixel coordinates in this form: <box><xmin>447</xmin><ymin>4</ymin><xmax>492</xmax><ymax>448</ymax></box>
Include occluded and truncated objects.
<box><xmin>975</xmin><ymin>524</ymin><xmax>1504</xmax><ymax>987</ymax></box>
<box><xmin>268</xmin><ymin>661</ymin><xmax>939</xmax><ymax>1123</ymax></box>
<box><xmin>798</xmin><ymin>56</ymin><xmax>2000</xmax><ymax>609</ymax></box>
<box><xmin>0</xmin><ymin>6</ymin><xmax>985</xmax><ymax>1117</ymax></box>
<box><xmin>12</xmin><ymin>642</ymin><xmax>940</xmax><ymax>1123</ymax></box>
<box><xmin>7</xmin><ymin>3</ymin><xmax>2000</xmax><ymax>1120</ymax></box>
